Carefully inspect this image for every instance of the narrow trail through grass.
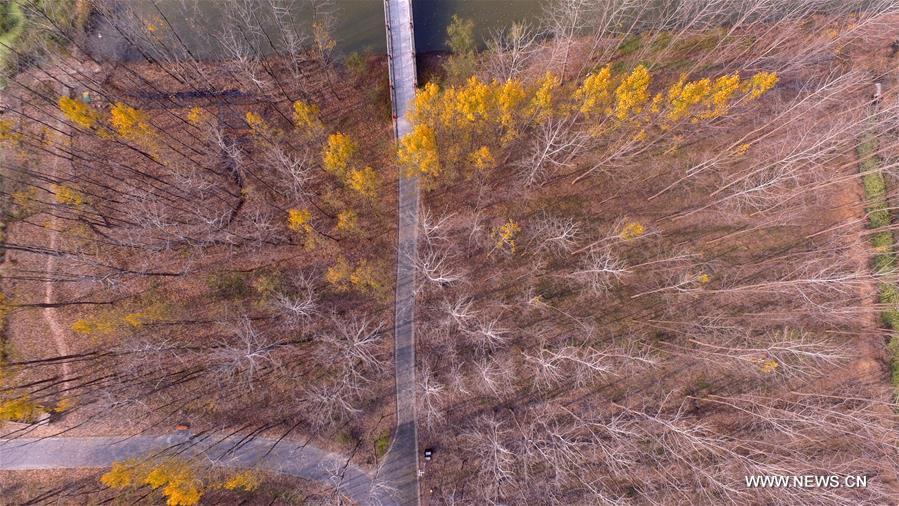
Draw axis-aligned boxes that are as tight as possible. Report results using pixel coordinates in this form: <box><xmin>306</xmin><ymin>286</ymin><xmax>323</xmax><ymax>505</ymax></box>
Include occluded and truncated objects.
<box><xmin>858</xmin><ymin>107</ymin><xmax>899</xmax><ymax>398</ymax></box>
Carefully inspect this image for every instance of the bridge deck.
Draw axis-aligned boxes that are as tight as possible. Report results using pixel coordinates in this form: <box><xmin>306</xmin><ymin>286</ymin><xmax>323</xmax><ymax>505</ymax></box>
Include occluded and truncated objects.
<box><xmin>383</xmin><ymin>0</ymin><xmax>421</xmax><ymax>505</ymax></box>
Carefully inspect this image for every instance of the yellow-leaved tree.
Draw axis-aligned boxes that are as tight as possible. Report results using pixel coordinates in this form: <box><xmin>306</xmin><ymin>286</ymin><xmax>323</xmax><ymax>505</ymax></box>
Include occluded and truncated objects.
<box><xmin>326</xmin><ymin>257</ymin><xmax>387</xmax><ymax>300</ymax></box>
<box><xmin>110</xmin><ymin>102</ymin><xmax>155</xmax><ymax>150</ymax></box>
<box><xmin>186</xmin><ymin>106</ymin><xmax>207</xmax><ymax>126</ymax></box>
<box><xmin>50</xmin><ymin>184</ymin><xmax>85</xmax><ymax>207</ymax></box>
<box><xmin>323</xmin><ymin>132</ymin><xmax>357</xmax><ymax>178</ymax></box>
<box><xmin>0</xmin><ymin>118</ymin><xmax>22</xmax><ymax>144</ymax></box>
<box><xmin>287</xmin><ymin>208</ymin><xmax>317</xmax><ymax>250</ymax></box>
<box><xmin>336</xmin><ymin>209</ymin><xmax>358</xmax><ymax>234</ymax></box>
<box><xmin>0</xmin><ymin>395</ymin><xmax>44</xmax><ymax>423</ymax></box>
<box><xmin>292</xmin><ymin>100</ymin><xmax>321</xmax><ymax>131</ymax></box>
<box><xmin>411</xmin><ymin>82</ymin><xmax>441</xmax><ymax>125</ymax></box>
<box><xmin>453</xmin><ymin>76</ymin><xmax>493</xmax><ymax>123</ymax></box>
<box><xmin>573</xmin><ymin>65</ymin><xmax>612</xmax><ymax>115</ymax></box>
<box><xmin>399</xmin><ymin>60</ymin><xmax>779</xmax><ymax>186</ymax></box>
<box><xmin>398</xmin><ymin>124</ymin><xmax>440</xmax><ymax>177</ymax></box>
<box><xmin>614</xmin><ymin>64</ymin><xmax>651</xmax><ymax>120</ymax></box>
<box><xmin>59</xmin><ymin>96</ymin><xmax>101</xmax><ymax>129</ymax></box>
<box><xmin>493</xmin><ymin>219</ymin><xmax>521</xmax><ymax>254</ymax></box>
<box><xmin>529</xmin><ymin>72</ymin><xmax>561</xmax><ymax>121</ymax></box>
<box><xmin>71</xmin><ymin>302</ymin><xmax>168</xmax><ymax>339</ymax></box>
<box><xmin>469</xmin><ymin>146</ymin><xmax>495</xmax><ymax>171</ymax></box>
<box><xmin>347</xmin><ymin>166</ymin><xmax>379</xmax><ymax>199</ymax></box>
<box><xmin>619</xmin><ymin>221</ymin><xmax>646</xmax><ymax>241</ymax></box>
<box><xmin>496</xmin><ymin>79</ymin><xmax>526</xmax><ymax>135</ymax></box>
<box><xmin>102</xmin><ymin>458</ymin><xmax>203</xmax><ymax>506</ymax></box>
<box><xmin>666</xmin><ymin>70</ymin><xmax>778</xmax><ymax>124</ymax></box>
<box><xmin>744</xmin><ymin>71</ymin><xmax>779</xmax><ymax>99</ymax></box>
<box><xmin>222</xmin><ymin>470</ymin><xmax>260</xmax><ymax>492</ymax></box>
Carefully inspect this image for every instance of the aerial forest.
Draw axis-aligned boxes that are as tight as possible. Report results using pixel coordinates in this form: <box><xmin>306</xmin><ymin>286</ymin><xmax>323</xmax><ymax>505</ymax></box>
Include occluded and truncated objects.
<box><xmin>1</xmin><ymin>0</ymin><xmax>899</xmax><ymax>504</ymax></box>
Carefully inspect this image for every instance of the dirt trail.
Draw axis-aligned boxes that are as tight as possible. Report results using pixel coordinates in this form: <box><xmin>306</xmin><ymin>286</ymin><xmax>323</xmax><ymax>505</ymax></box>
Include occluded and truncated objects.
<box><xmin>42</xmin><ymin>86</ymin><xmax>72</xmax><ymax>393</ymax></box>
<box><xmin>42</xmin><ymin>210</ymin><xmax>70</xmax><ymax>391</ymax></box>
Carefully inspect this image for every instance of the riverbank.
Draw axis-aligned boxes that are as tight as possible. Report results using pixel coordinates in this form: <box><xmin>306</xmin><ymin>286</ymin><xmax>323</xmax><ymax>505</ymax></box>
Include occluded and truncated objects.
<box><xmin>0</xmin><ymin>0</ymin><xmax>90</xmax><ymax>83</ymax></box>
<box><xmin>0</xmin><ymin>1</ymin><xmax>25</xmax><ymax>73</ymax></box>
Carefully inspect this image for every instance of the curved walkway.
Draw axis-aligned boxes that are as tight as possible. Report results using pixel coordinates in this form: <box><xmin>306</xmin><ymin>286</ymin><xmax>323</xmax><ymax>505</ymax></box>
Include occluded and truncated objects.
<box><xmin>0</xmin><ymin>434</ymin><xmax>386</xmax><ymax>504</ymax></box>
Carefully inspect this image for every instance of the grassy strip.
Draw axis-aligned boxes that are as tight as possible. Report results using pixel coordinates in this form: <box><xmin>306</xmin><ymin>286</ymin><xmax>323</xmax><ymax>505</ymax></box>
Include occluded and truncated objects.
<box><xmin>0</xmin><ymin>1</ymin><xmax>25</xmax><ymax>71</ymax></box>
<box><xmin>0</xmin><ymin>0</ymin><xmax>91</xmax><ymax>85</ymax></box>
<box><xmin>858</xmin><ymin>129</ymin><xmax>899</xmax><ymax>394</ymax></box>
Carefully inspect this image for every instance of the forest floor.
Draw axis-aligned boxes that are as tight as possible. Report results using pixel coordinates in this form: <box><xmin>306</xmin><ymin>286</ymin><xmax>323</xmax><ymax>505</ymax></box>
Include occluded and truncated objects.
<box><xmin>0</xmin><ymin>52</ymin><xmax>402</xmax><ymax>470</ymax></box>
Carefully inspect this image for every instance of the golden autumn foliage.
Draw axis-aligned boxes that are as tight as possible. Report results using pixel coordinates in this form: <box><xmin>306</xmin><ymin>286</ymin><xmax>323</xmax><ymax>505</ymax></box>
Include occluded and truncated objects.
<box><xmin>402</xmin><ymin>61</ymin><xmax>778</xmax><ymax>186</ymax></box>
<box><xmin>469</xmin><ymin>146</ymin><xmax>495</xmax><ymax>171</ymax></box>
<box><xmin>102</xmin><ymin>458</ymin><xmax>203</xmax><ymax>506</ymax></box>
<box><xmin>54</xmin><ymin>397</ymin><xmax>74</xmax><ymax>413</ymax></box>
<box><xmin>326</xmin><ymin>257</ymin><xmax>386</xmax><ymax>299</ymax></box>
<box><xmin>323</xmin><ymin>132</ymin><xmax>357</xmax><ymax>177</ymax></box>
<box><xmin>222</xmin><ymin>470</ymin><xmax>259</xmax><ymax>492</ymax></box>
<box><xmin>292</xmin><ymin>100</ymin><xmax>321</xmax><ymax>130</ymax></box>
<box><xmin>287</xmin><ymin>208</ymin><xmax>313</xmax><ymax>233</ymax></box>
<box><xmin>145</xmin><ymin>461</ymin><xmax>203</xmax><ymax>506</ymax></box>
<box><xmin>349</xmin><ymin>260</ymin><xmax>385</xmax><ymax>296</ymax></box>
<box><xmin>100</xmin><ymin>461</ymin><xmax>138</xmax><ymax>489</ymax></box>
<box><xmin>0</xmin><ymin>395</ymin><xmax>44</xmax><ymax>423</ymax></box>
<box><xmin>0</xmin><ymin>118</ymin><xmax>22</xmax><ymax>143</ymax></box>
<box><xmin>667</xmin><ymin>74</ymin><xmax>709</xmax><ymax>122</ymax></box>
<box><xmin>744</xmin><ymin>71</ymin><xmax>779</xmax><ymax>99</ymax></box>
<box><xmin>619</xmin><ymin>222</ymin><xmax>646</xmax><ymax>241</ymax></box>
<box><xmin>614</xmin><ymin>65</ymin><xmax>651</xmax><ymax>120</ymax></box>
<box><xmin>59</xmin><ymin>96</ymin><xmax>101</xmax><ymax>129</ymax></box>
<box><xmin>493</xmin><ymin>220</ymin><xmax>521</xmax><ymax>254</ymax></box>
<box><xmin>287</xmin><ymin>208</ymin><xmax>318</xmax><ymax>250</ymax></box>
<box><xmin>665</xmin><ymin>70</ymin><xmax>777</xmax><ymax>123</ymax></box>
<box><xmin>110</xmin><ymin>102</ymin><xmax>152</xmax><ymax>141</ymax></box>
<box><xmin>51</xmin><ymin>184</ymin><xmax>84</xmax><ymax>206</ymax></box>
<box><xmin>122</xmin><ymin>302</ymin><xmax>168</xmax><ymax>328</ymax></box>
<box><xmin>186</xmin><ymin>106</ymin><xmax>206</xmax><ymax>126</ymax></box>
<box><xmin>71</xmin><ymin>315</ymin><xmax>117</xmax><ymax>336</ymax></box>
<box><xmin>529</xmin><ymin>72</ymin><xmax>561</xmax><ymax>121</ymax></box>
<box><xmin>325</xmin><ymin>257</ymin><xmax>353</xmax><ymax>290</ymax></box>
<box><xmin>0</xmin><ymin>293</ymin><xmax>11</xmax><ymax>328</ymax></box>
<box><xmin>455</xmin><ymin>76</ymin><xmax>493</xmax><ymax>123</ymax></box>
<box><xmin>667</xmin><ymin>73</ymin><xmax>742</xmax><ymax>122</ymax></box>
<box><xmin>759</xmin><ymin>358</ymin><xmax>779</xmax><ymax>374</ymax></box>
<box><xmin>574</xmin><ymin>66</ymin><xmax>612</xmax><ymax>115</ymax></box>
<box><xmin>245</xmin><ymin>111</ymin><xmax>266</xmax><ymax>133</ymax></box>
<box><xmin>312</xmin><ymin>20</ymin><xmax>335</xmax><ymax>55</ymax></box>
<box><xmin>72</xmin><ymin>303</ymin><xmax>167</xmax><ymax>338</ymax></box>
<box><xmin>347</xmin><ymin>166</ymin><xmax>379</xmax><ymax>198</ymax></box>
<box><xmin>411</xmin><ymin>82</ymin><xmax>441</xmax><ymax>125</ymax></box>
<box><xmin>497</xmin><ymin>79</ymin><xmax>526</xmax><ymax>130</ymax></box>
<box><xmin>708</xmin><ymin>73</ymin><xmax>742</xmax><ymax>117</ymax></box>
<box><xmin>398</xmin><ymin>124</ymin><xmax>440</xmax><ymax>177</ymax></box>
<box><xmin>336</xmin><ymin>209</ymin><xmax>358</xmax><ymax>233</ymax></box>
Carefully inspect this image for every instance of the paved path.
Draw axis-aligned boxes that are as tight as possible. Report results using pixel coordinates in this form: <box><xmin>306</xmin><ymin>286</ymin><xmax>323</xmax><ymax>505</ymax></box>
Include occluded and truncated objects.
<box><xmin>381</xmin><ymin>1</ymin><xmax>421</xmax><ymax>505</ymax></box>
<box><xmin>0</xmin><ymin>434</ymin><xmax>385</xmax><ymax>504</ymax></box>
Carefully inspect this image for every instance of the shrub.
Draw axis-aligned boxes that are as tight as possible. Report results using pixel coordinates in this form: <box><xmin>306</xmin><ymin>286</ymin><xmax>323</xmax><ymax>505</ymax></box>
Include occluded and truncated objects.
<box><xmin>374</xmin><ymin>431</ymin><xmax>391</xmax><ymax>458</ymax></box>
<box><xmin>207</xmin><ymin>272</ymin><xmax>249</xmax><ymax>300</ymax></box>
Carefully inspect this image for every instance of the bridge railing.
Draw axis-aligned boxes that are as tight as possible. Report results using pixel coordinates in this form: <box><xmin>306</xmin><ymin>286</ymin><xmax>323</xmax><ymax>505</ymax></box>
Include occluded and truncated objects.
<box><xmin>383</xmin><ymin>0</ymin><xmax>417</xmax><ymax>140</ymax></box>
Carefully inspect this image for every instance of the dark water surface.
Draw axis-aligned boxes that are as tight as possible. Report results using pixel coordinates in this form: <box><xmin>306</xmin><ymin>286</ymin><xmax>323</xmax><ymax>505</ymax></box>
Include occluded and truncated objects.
<box><xmin>89</xmin><ymin>0</ymin><xmax>543</xmax><ymax>60</ymax></box>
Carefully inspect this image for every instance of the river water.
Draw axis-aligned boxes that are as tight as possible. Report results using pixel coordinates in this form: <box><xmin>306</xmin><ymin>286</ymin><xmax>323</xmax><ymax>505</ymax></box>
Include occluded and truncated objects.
<box><xmin>89</xmin><ymin>0</ymin><xmax>543</xmax><ymax>60</ymax></box>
